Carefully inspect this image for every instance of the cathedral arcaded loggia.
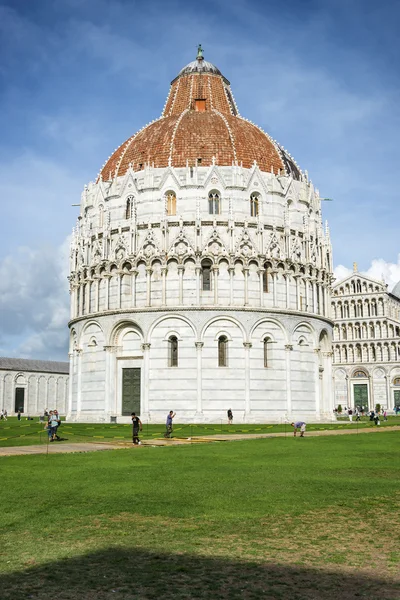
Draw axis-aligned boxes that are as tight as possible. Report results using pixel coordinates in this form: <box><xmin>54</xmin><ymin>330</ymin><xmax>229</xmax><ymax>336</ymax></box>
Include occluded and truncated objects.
<box><xmin>68</xmin><ymin>47</ymin><xmax>334</xmax><ymax>423</ymax></box>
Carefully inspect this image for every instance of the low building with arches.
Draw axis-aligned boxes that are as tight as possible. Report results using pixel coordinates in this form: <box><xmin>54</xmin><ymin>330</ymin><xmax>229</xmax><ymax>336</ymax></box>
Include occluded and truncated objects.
<box><xmin>67</xmin><ymin>48</ymin><xmax>334</xmax><ymax>423</ymax></box>
<box><xmin>332</xmin><ymin>268</ymin><xmax>400</xmax><ymax>411</ymax></box>
<box><xmin>0</xmin><ymin>357</ymin><xmax>69</xmax><ymax>416</ymax></box>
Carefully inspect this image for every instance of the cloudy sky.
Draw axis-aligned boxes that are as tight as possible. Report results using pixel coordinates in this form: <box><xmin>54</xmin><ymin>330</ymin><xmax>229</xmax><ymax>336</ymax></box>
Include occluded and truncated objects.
<box><xmin>0</xmin><ymin>0</ymin><xmax>399</xmax><ymax>360</ymax></box>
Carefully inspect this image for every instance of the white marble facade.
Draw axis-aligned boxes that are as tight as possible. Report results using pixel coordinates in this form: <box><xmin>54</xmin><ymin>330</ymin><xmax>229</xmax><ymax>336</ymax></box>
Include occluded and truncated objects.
<box><xmin>0</xmin><ymin>358</ymin><xmax>69</xmax><ymax>416</ymax></box>
<box><xmin>68</xmin><ymin>161</ymin><xmax>334</xmax><ymax>423</ymax></box>
<box><xmin>332</xmin><ymin>271</ymin><xmax>400</xmax><ymax>411</ymax></box>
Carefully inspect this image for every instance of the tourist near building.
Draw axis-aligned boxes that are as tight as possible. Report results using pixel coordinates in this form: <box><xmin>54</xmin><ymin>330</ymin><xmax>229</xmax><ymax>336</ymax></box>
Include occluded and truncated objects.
<box><xmin>67</xmin><ymin>47</ymin><xmax>334</xmax><ymax>423</ymax></box>
<box><xmin>0</xmin><ymin>357</ymin><xmax>69</xmax><ymax>416</ymax></box>
<box><xmin>332</xmin><ymin>266</ymin><xmax>400</xmax><ymax>411</ymax></box>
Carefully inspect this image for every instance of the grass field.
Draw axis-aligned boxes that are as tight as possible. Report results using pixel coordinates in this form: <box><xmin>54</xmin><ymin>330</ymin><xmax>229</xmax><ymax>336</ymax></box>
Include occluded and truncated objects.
<box><xmin>0</xmin><ymin>432</ymin><xmax>399</xmax><ymax>599</ymax></box>
<box><xmin>1</xmin><ymin>416</ymin><xmax>399</xmax><ymax>447</ymax></box>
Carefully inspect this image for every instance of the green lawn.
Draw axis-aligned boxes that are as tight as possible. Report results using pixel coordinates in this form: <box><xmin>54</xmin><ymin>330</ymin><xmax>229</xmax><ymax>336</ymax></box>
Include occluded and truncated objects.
<box><xmin>1</xmin><ymin>416</ymin><xmax>399</xmax><ymax>447</ymax></box>
<box><xmin>0</xmin><ymin>433</ymin><xmax>399</xmax><ymax>599</ymax></box>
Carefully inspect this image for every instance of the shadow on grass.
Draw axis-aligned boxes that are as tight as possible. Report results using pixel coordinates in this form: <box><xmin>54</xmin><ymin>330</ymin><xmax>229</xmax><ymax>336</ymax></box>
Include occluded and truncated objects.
<box><xmin>1</xmin><ymin>547</ymin><xmax>399</xmax><ymax>600</ymax></box>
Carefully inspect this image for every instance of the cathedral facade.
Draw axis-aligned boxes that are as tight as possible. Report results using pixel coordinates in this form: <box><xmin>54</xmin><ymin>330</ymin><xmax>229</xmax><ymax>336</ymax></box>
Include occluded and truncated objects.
<box><xmin>67</xmin><ymin>49</ymin><xmax>334</xmax><ymax>423</ymax></box>
<box><xmin>332</xmin><ymin>270</ymin><xmax>400</xmax><ymax>411</ymax></box>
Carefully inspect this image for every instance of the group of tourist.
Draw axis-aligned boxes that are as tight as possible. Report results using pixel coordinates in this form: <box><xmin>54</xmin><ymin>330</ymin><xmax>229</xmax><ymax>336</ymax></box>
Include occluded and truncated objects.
<box><xmin>44</xmin><ymin>410</ymin><xmax>61</xmax><ymax>442</ymax></box>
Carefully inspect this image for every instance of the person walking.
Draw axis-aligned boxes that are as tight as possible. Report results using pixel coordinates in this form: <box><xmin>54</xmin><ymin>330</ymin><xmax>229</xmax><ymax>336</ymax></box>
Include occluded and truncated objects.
<box><xmin>291</xmin><ymin>421</ymin><xmax>306</xmax><ymax>437</ymax></box>
<box><xmin>348</xmin><ymin>408</ymin><xmax>353</xmax><ymax>422</ymax></box>
<box><xmin>227</xmin><ymin>409</ymin><xmax>233</xmax><ymax>425</ymax></box>
<box><xmin>383</xmin><ymin>410</ymin><xmax>388</xmax><ymax>421</ymax></box>
<box><xmin>164</xmin><ymin>411</ymin><xmax>176</xmax><ymax>438</ymax></box>
<box><xmin>355</xmin><ymin>409</ymin><xmax>361</xmax><ymax>421</ymax></box>
<box><xmin>17</xmin><ymin>410</ymin><xmax>21</xmax><ymax>421</ymax></box>
<box><xmin>131</xmin><ymin>412</ymin><xmax>143</xmax><ymax>445</ymax></box>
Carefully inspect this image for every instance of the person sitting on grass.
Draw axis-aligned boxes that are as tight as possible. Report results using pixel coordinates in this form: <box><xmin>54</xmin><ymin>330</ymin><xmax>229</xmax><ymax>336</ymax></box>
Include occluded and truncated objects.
<box><xmin>164</xmin><ymin>411</ymin><xmax>176</xmax><ymax>438</ymax></box>
<box><xmin>291</xmin><ymin>421</ymin><xmax>306</xmax><ymax>437</ymax></box>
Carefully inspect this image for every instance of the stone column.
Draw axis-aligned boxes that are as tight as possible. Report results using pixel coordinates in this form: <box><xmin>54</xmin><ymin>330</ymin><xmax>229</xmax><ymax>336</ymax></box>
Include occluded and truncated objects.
<box><xmin>213</xmin><ymin>265</ymin><xmax>219</xmax><ymax>305</ymax></box>
<box><xmin>131</xmin><ymin>269</ymin><xmax>138</xmax><ymax>308</ymax></box>
<box><xmin>94</xmin><ymin>277</ymin><xmax>99</xmax><ymax>313</ymax></box>
<box><xmin>285</xmin><ymin>273</ymin><xmax>290</xmax><ymax>309</ymax></box>
<box><xmin>305</xmin><ymin>278</ymin><xmax>310</xmax><ymax>312</ymax></box>
<box><xmin>295</xmin><ymin>275</ymin><xmax>300</xmax><ymax>310</ymax></box>
<box><xmin>272</xmin><ymin>271</ymin><xmax>277</xmax><ymax>307</ymax></box>
<box><xmin>78</xmin><ymin>284</ymin><xmax>84</xmax><ymax>316</ymax></box>
<box><xmin>314</xmin><ymin>349</ymin><xmax>321</xmax><ymax>416</ymax></box>
<box><xmin>117</xmin><ymin>274</ymin><xmax>122</xmax><ymax>309</ymax></box>
<box><xmin>346</xmin><ymin>375</ymin><xmax>351</xmax><ymax>408</ymax></box>
<box><xmin>285</xmin><ymin>345</ymin><xmax>293</xmax><ymax>417</ymax></box>
<box><xmin>244</xmin><ymin>267</ymin><xmax>249</xmax><ymax>306</ymax></box>
<box><xmin>161</xmin><ymin>266</ymin><xmax>167</xmax><ymax>306</ymax></box>
<box><xmin>243</xmin><ymin>342</ymin><xmax>252</xmax><ymax>418</ymax></box>
<box><xmin>146</xmin><ymin>267</ymin><xmax>153</xmax><ymax>306</ymax></box>
<box><xmin>178</xmin><ymin>265</ymin><xmax>184</xmax><ymax>305</ymax></box>
<box><xmin>195</xmin><ymin>266</ymin><xmax>201</xmax><ymax>305</ymax></box>
<box><xmin>258</xmin><ymin>268</ymin><xmax>264</xmax><ymax>307</ymax></box>
<box><xmin>76</xmin><ymin>349</ymin><xmax>82</xmax><ymax>417</ymax></box>
<box><xmin>67</xmin><ymin>352</ymin><xmax>74</xmax><ymax>418</ymax></box>
<box><xmin>141</xmin><ymin>343</ymin><xmax>151</xmax><ymax>416</ymax></box>
<box><xmin>86</xmin><ymin>281</ymin><xmax>91</xmax><ymax>314</ymax></box>
<box><xmin>195</xmin><ymin>342</ymin><xmax>204</xmax><ymax>415</ymax></box>
<box><xmin>104</xmin><ymin>345</ymin><xmax>118</xmax><ymax>417</ymax></box>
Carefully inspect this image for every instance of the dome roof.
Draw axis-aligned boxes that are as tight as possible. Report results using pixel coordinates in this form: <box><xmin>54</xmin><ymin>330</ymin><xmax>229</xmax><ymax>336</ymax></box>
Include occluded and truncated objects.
<box><xmin>98</xmin><ymin>48</ymin><xmax>302</xmax><ymax>181</ymax></box>
<box><xmin>392</xmin><ymin>281</ymin><xmax>400</xmax><ymax>298</ymax></box>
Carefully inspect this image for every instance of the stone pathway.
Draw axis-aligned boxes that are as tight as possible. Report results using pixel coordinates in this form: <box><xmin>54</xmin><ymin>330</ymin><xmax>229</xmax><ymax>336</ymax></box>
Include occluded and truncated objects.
<box><xmin>0</xmin><ymin>426</ymin><xmax>398</xmax><ymax>457</ymax></box>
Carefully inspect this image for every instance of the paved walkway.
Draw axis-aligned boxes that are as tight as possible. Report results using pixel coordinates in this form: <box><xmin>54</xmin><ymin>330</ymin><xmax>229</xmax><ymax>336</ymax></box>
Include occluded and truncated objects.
<box><xmin>0</xmin><ymin>425</ymin><xmax>398</xmax><ymax>457</ymax></box>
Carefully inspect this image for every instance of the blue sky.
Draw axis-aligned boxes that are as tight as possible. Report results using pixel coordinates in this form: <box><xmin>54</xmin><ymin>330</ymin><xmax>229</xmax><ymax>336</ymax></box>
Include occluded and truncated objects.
<box><xmin>0</xmin><ymin>0</ymin><xmax>399</xmax><ymax>360</ymax></box>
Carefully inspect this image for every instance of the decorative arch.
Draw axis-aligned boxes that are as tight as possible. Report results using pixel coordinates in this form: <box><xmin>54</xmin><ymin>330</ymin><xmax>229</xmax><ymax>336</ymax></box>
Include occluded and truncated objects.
<box><xmin>109</xmin><ymin>319</ymin><xmax>144</xmax><ymax>347</ymax></box>
<box><xmin>147</xmin><ymin>314</ymin><xmax>197</xmax><ymax>343</ymax></box>
<box><xmin>201</xmin><ymin>315</ymin><xmax>246</xmax><ymax>343</ymax></box>
<box><xmin>352</xmin><ymin>369</ymin><xmax>369</xmax><ymax>378</ymax></box>
<box><xmin>249</xmin><ymin>317</ymin><xmax>288</xmax><ymax>344</ymax></box>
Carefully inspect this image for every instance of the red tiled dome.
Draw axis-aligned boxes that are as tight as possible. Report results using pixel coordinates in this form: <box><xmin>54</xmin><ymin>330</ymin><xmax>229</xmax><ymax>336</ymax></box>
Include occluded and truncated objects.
<box><xmin>98</xmin><ymin>53</ymin><xmax>301</xmax><ymax>181</ymax></box>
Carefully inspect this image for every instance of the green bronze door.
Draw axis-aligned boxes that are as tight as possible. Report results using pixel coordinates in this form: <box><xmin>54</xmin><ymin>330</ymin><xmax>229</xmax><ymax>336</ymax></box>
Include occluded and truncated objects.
<box><xmin>353</xmin><ymin>384</ymin><xmax>368</xmax><ymax>410</ymax></box>
<box><xmin>394</xmin><ymin>390</ymin><xmax>400</xmax><ymax>409</ymax></box>
<box><xmin>122</xmin><ymin>368</ymin><xmax>141</xmax><ymax>416</ymax></box>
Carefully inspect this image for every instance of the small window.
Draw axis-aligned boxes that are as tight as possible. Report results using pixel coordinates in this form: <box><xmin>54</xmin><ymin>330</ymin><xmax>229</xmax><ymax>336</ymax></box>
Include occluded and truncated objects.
<box><xmin>264</xmin><ymin>337</ymin><xmax>271</xmax><ymax>368</ymax></box>
<box><xmin>263</xmin><ymin>264</ymin><xmax>269</xmax><ymax>293</ymax></box>
<box><xmin>126</xmin><ymin>196</ymin><xmax>133</xmax><ymax>219</ymax></box>
<box><xmin>168</xmin><ymin>336</ymin><xmax>178</xmax><ymax>367</ymax></box>
<box><xmin>208</xmin><ymin>191</ymin><xmax>220</xmax><ymax>215</ymax></box>
<box><xmin>166</xmin><ymin>191</ymin><xmax>176</xmax><ymax>216</ymax></box>
<box><xmin>218</xmin><ymin>336</ymin><xmax>228</xmax><ymax>367</ymax></box>
<box><xmin>195</xmin><ymin>99</ymin><xmax>206</xmax><ymax>112</ymax></box>
<box><xmin>202</xmin><ymin>261</ymin><xmax>212</xmax><ymax>291</ymax></box>
<box><xmin>250</xmin><ymin>192</ymin><xmax>259</xmax><ymax>217</ymax></box>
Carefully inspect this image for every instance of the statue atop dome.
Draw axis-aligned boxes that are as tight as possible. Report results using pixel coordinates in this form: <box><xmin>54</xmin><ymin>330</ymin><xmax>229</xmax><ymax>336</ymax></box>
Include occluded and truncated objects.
<box><xmin>197</xmin><ymin>44</ymin><xmax>204</xmax><ymax>60</ymax></box>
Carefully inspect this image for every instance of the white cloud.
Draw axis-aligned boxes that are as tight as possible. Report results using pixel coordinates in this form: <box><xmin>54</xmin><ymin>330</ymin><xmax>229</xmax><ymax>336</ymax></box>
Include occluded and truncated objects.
<box><xmin>334</xmin><ymin>255</ymin><xmax>400</xmax><ymax>292</ymax></box>
<box><xmin>0</xmin><ymin>237</ymin><xmax>70</xmax><ymax>360</ymax></box>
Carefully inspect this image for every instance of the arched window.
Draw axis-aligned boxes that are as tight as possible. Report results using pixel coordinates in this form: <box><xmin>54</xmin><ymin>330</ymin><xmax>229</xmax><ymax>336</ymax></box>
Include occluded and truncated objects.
<box><xmin>125</xmin><ymin>196</ymin><xmax>133</xmax><ymax>219</ymax></box>
<box><xmin>263</xmin><ymin>263</ymin><xmax>270</xmax><ymax>293</ymax></box>
<box><xmin>208</xmin><ymin>190</ymin><xmax>220</xmax><ymax>215</ymax></box>
<box><xmin>166</xmin><ymin>191</ymin><xmax>176</xmax><ymax>216</ymax></box>
<box><xmin>218</xmin><ymin>336</ymin><xmax>228</xmax><ymax>367</ymax></box>
<box><xmin>353</xmin><ymin>369</ymin><xmax>367</xmax><ymax>378</ymax></box>
<box><xmin>202</xmin><ymin>260</ymin><xmax>212</xmax><ymax>291</ymax></box>
<box><xmin>250</xmin><ymin>192</ymin><xmax>259</xmax><ymax>217</ymax></box>
<box><xmin>263</xmin><ymin>337</ymin><xmax>272</xmax><ymax>368</ymax></box>
<box><xmin>168</xmin><ymin>336</ymin><xmax>178</xmax><ymax>367</ymax></box>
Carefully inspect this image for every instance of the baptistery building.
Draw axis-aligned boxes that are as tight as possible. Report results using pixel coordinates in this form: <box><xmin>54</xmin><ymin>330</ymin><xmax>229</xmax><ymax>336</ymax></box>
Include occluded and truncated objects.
<box><xmin>68</xmin><ymin>48</ymin><xmax>334</xmax><ymax>423</ymax></box>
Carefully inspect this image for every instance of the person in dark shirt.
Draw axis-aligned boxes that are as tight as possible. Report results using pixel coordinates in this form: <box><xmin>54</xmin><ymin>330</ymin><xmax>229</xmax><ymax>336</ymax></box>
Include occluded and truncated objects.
<box><xmin>131</xmin><ymin>413</ymin><xmax>143</xmax><ymax>445</ymax></box>
<box><xmin>164</xmin><ymin>411</ymin><xmax>176</xmax><ymax>438</ymax></box>
<box><xmin>227</xmin><ymin>409</ymin><xmax>233</xmax><ymax>425</ymax></box>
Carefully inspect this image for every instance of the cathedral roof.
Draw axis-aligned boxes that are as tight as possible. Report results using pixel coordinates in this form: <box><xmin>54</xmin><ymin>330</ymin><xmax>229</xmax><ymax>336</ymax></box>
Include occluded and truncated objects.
<box><xmin>98</xmin><ymin>48</ymin><xmax>302</xmax><ymax>181</ymax></box>
<box><xmin>392</xmin><ymin>281</ymin><xmax>400</xmax><ymax>299</ymax></box>
<box><xmin>0</xmin><ymin>357</ymin><xmax>69</xmax><ymax>374</ymax></box>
